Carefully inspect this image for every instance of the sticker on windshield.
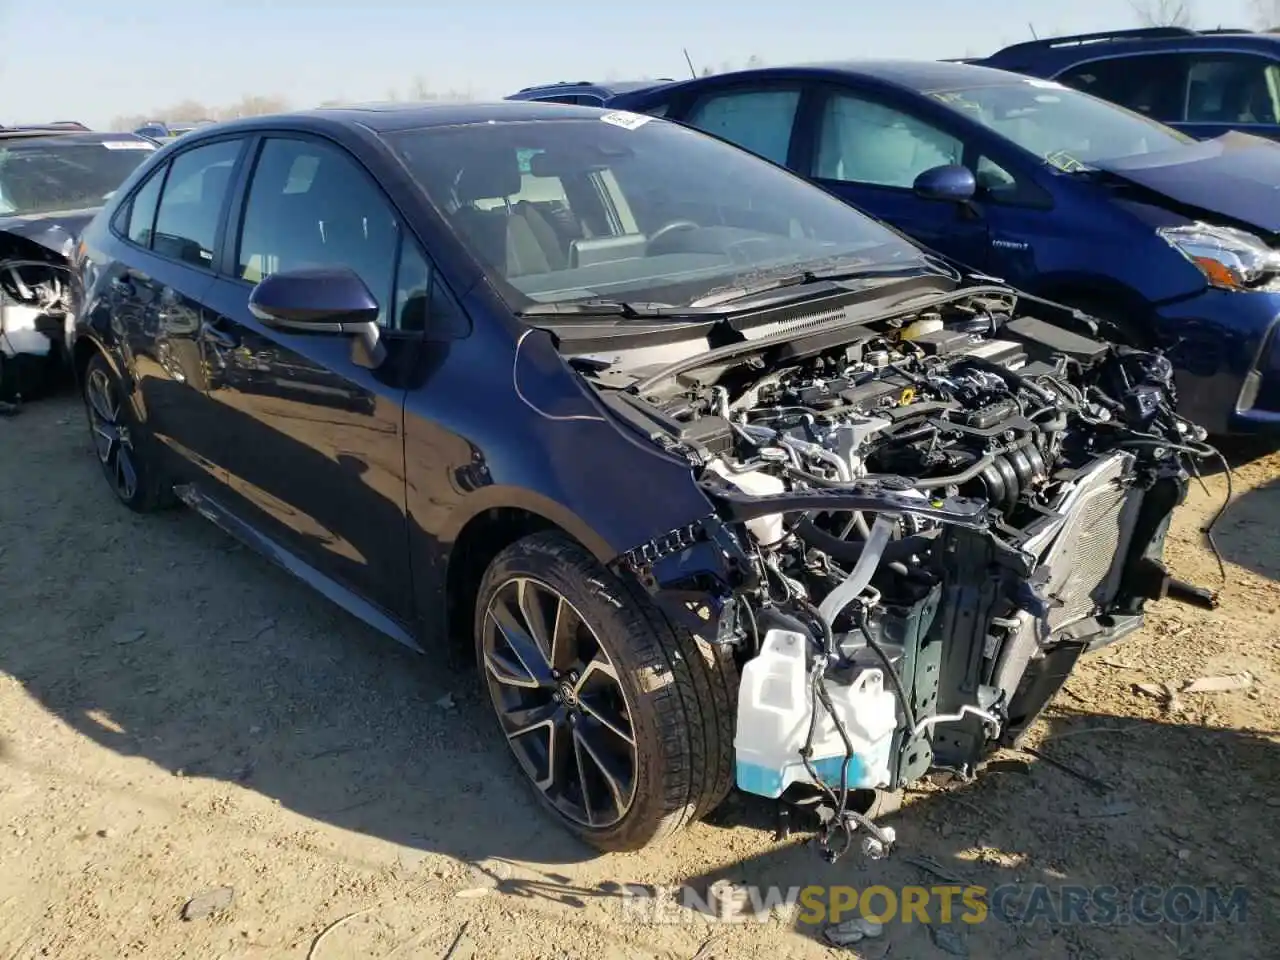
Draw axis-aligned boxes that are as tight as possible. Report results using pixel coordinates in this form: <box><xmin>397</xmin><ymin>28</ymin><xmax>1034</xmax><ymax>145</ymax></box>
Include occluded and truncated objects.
<box><xmin>1025</xmin><ymin>78</ymin><xmax>1065</xmax><ymax>90</ymax></box>
<box><xmin>599</xmin><ymin>110</ymin><xmax>652</xmax><ymax>131</ymax></box>
<box><xmin>102</xmin><ymin>140</ymin><xmax>156</xmax><ymax>150</ymax></box>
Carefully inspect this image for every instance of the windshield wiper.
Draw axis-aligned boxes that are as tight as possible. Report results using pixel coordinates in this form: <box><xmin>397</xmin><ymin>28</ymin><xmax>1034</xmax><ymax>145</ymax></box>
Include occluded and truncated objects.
<box><xmin>516</xmin><ymin>298</ymin><xmax>720</xmax><ymax>319</ymax></box>
<box><xmin>689</xmin><ymin>259</ymin><xmax>949</xmax><ymax>309</ymax></box>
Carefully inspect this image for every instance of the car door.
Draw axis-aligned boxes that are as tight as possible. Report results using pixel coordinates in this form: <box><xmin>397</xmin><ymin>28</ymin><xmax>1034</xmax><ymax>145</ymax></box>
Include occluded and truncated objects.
<box><xmin>798</xmin><ymin>85</ymin><xmax>992</xmax><ymax>269</ymax></box>
<box><xmin>199</xmin><ymin>134</ymin><xmax>425</xmax><ymax>623</ymax></box>
<box><xmin>105</xmin><ymin>136</ymin><xmax>247</xmax><ymax>488</ymax></box>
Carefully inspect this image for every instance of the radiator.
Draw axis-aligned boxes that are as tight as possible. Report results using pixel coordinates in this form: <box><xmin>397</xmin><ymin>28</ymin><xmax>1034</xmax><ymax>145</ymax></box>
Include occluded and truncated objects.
<box><xmin>1037</xmin><ymin>452</ymin><xmax>1142</xmax><ymax>635</ymax></box>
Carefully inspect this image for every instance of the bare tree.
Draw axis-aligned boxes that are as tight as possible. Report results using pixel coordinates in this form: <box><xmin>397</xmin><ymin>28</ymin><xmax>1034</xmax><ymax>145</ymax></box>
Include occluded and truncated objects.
<box><xmin>696</xmin><ymin>55</ymin><xmax>764</xmax><ymax>77</ymax></box>
<box><xmin>1129</xmin><ymin>0</ymin><xmax>1194</xmax><ymax>28</ymax></box>
<box><xmin>111</xmin><ymin>94</ymin><xmax>289</xmax><ymax>131</ymax></box>
<box><xmin>400</xmin><ymin>75</ymin><xmax>475</xmax><ymax>102</ymax></box>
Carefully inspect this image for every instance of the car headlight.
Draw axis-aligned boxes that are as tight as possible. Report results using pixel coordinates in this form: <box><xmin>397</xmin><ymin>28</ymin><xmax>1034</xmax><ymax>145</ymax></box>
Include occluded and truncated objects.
<box><xmin>1158</xmin><ymin>223</ymin><xmax>1280</xmax><ymax>291</ymax></box>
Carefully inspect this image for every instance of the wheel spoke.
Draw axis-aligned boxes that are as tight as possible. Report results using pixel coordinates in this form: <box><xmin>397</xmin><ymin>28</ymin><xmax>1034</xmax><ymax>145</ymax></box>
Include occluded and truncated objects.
<box><xmin>547</xmin><ymin>596</ymin><xmax>584</xmax><ymax>673</ymax></box>
<box><xmin>86</xmin><ymin>372</ymin><xmax>118</xmax><ymax>425</ymax></box>
<box><xmin>543</xmin><ymin>718</ymin><xmax>575</xmax><ymax>795</ymax></box>
<box><xmin>91</xmin><ymin>421</ymin><xmax>119</xmax><ymax>464</ymax></box>
<box><xmin>500</xmin><ymin>698</ymin><xmax>564</xmax><ymax>740</ymax></box>
<box><xmin>574</xmin><ymin>652</ymin><xmax>620</xmax><ymax>691</ymax></box>
<box><xmin>505</xmin><ymin>714</ymin><xmax>556</xmax><ymax>791</ymax></box>
<box><xmin>483</xmin><ymin>641</ymin><xmax>542</xmax><ymax>690</ymax></box>
<box><xmin>573</xmin><ymin>717</ymin><xmax>634</xmax><ymax>825</ymax></box>
<box><xmin>517</xmin><ymin>578</ymin><xmax>566</xmax><ymax>670</ymax></box>
<box><xmin>115</xmin><ymin>447</ymin><xmax>138</xmax><ymax>500</ymax></box>
<box><xmin>486</xmin><ymin>592</ymin><xmax>554</xmax><ymax>687</ymax></box>
<box><xmin>481</xmin><ymin>577</ymin><xmax>638</xmax><ymax>829</ymax></box>
<box><xmin>578</xmin><ymin>694</ymin><xmax>635</xmax><ymax>747</ymax></box>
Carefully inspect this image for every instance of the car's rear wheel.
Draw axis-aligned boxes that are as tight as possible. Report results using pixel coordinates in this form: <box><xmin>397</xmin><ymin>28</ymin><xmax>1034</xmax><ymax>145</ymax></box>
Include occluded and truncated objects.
<box><xmin>474</xmin><ymin>530</ymin><xmax>737</xmax><ymax>852</ymax></box>
<box><xmin>82</xmin><ymin>353</ymin><xmax>173</xmax><ymax>512</ymax></box>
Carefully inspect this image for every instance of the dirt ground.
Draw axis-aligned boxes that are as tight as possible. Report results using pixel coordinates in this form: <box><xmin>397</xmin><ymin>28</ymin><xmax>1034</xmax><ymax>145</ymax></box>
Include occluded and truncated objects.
<box><xmin>1</xmin><ymin>393</ymin><xmax>1278</xmax><ymax>960</ymax></box>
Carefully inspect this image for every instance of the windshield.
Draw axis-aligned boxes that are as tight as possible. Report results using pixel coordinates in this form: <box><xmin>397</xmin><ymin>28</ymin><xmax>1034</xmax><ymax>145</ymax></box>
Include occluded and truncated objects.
<box><xmin>0</xmin><ymin>138</ymin><xmax>156</xmax><ymax>216</ymax></box>
<box><xmin>930</xmin><ymin>80</ymin><xmax>1193</xmax><ymax>171</ymax></box>
<box><xmin>383</xmin><ymin>114</ymin><xmax>928</xmax><ymax>310</ymax></box>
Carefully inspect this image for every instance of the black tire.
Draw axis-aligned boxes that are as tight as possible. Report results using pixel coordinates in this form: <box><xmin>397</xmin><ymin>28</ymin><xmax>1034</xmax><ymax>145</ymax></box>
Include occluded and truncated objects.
<box><xmin>82</xmin><ymin>352</ymin><xmax>174</xmax><ymax>512</ymax></box>
<box><xmin>474</xmin><ymin>530</ymin><xmax>737</xmax><ymax>852</ymax></box>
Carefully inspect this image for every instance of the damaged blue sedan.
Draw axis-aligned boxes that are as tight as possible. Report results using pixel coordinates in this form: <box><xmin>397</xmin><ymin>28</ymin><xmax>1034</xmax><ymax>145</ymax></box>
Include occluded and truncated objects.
<box><xmin>70</xmin><ymin>102</ymin><xmax>1218</xmax><ymax>853</ymax></box>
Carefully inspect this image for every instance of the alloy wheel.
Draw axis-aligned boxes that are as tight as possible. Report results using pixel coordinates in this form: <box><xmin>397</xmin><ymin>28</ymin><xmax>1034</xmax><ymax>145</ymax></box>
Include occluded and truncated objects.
<box><xmin>85</xmin><ymin>367</ymin><xmax>138</xmax><ymax>502</ymax></box>
<box><xmin>481</xmin><ymin>576</ymin><xmax>638</xmax><ymax>828</ymax></box>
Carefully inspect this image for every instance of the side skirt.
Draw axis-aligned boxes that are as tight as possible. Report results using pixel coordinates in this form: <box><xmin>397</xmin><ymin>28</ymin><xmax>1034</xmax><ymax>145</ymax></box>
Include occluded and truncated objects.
<box><xmin>173</xmin><ymin>483</ymin><xmax>423</xmax><ymax>653</ymax></box>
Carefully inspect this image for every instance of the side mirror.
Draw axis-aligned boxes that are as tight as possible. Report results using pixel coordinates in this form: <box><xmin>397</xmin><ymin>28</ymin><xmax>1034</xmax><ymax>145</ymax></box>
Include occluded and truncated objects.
<box><xmin>248</xmin><ymin>266</ymin><xmax>386</xmax><ymax>369</ymax></box>
<box><xmin>912</xmin><ymin>164</ymin><xmax>977</xmax><ymax>203</ymax></box>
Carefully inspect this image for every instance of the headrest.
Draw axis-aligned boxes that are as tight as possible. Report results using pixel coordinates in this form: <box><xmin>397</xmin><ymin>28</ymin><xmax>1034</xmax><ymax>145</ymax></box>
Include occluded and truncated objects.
<box><xmin>455</xmin><ymin>151</ymin><xmax>522</xmax><ymax>202</ymax></box>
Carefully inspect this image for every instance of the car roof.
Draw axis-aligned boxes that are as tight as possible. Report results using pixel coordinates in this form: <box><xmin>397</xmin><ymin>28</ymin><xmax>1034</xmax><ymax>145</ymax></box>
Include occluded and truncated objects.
<box><xmin>978</xmin><ymin>26</ymin><xmax>1280</xmax><ymax>73</ymax></box>
<box><xmin>614</xmin><ymin>59</ymin><xmax>1033</xmax><ymax>102</ymax></box>
<box><xmin>182</xmin><ymin>100</ymin><xmax>623</xmax><ymax>139</ymax></box>
<box><xmin>0</xmin><ymin>130</ymin><xmax>150</xmax><ymax>146</ymax></box>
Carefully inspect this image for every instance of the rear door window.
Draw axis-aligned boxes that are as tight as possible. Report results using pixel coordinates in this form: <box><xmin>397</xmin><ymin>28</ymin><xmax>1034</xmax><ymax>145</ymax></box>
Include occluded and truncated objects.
<box><xmin>1056</xmin><ymin>54</ymin><xmax>1189</xmax><ymax>122</ymax></box>
<box><xmin>684</xmin><ymin>87</ymin><xmax>802</xmax><ymax>165</ymax></box>
<box><xmin>124</xmin><ymin>163</ymin><xmax>166</xmax><ymax>247</ymax></box>
<box><xmin>151</xmin><ymin>139</ymin><xmax>243</xmax><ymax>268</ymax></box>
<box><xmin>1185</xmin><ymin>53</ymin><xmax>1280</xmax><ymax>125</ymax></box>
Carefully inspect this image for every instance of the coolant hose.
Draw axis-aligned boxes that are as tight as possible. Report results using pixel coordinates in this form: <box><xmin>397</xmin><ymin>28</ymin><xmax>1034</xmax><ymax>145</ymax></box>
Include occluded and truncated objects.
<box><xmin>817</xmin><ymin>514</ymin><xmax>896</xmax><ymax>627</ymax></box>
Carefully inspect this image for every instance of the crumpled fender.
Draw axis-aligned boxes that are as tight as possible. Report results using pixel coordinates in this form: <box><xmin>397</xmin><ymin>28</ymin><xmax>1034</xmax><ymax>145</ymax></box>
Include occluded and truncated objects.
<box><xmin>0</xmin><ymin>209</ymin><xmax>97</xmax><ymax>260</ymax></box>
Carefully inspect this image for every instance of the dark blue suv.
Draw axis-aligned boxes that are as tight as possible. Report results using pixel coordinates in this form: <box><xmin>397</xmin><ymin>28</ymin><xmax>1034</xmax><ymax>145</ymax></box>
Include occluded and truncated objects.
<box><xmin>609</xmin><ymin>60</ymin><xmax>1280</xmax><ymax>434</ymax></box>
<box><xmin>970</xmin><ymin>26</ymin><xmax>1280</xmax><ymax>141</ymax></box>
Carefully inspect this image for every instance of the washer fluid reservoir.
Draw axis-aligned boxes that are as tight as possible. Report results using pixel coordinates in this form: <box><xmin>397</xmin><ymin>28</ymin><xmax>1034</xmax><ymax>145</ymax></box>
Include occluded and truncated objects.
<box><xmin>734</xmin><ymin>628</ymin><xmax>899</xmax><ymax>798</ymax></box>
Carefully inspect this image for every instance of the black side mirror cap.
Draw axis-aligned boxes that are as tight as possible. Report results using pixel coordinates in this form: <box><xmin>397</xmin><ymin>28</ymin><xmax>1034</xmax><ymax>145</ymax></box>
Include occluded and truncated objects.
<box><xmin>248</xmin><ymin>267</ymin><xmax>385</xmax><ymax>369</ymax></box>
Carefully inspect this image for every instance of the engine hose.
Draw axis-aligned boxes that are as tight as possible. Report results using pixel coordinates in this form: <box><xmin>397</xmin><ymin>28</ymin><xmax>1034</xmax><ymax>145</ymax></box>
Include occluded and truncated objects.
<box><xmin>902</xmin><ymin>452</ymin><xmax>997</xmax><ymax>490</ymax></box>
<box><xmin>954</xmin><ymin>355</ymin><xmax>1056</xmax><ymax>404</ymax></box>
<box><xmin>902</xmin><ymin>434</ymin><xmax>1037</xmax><ymax>492</ymax></box>
<box><xmin>794</xmin><ymin>516</ymin><xmax>940</xmax><ymax>566</ymax></box>
<box><xmin>817</xmin><ymin>515</ymin><xmax>896</xmax><ymax>627</ymax></box>
<box><xmin>856</xmin><ymin>612</ymin><xmax>919</xmax><ymax>762</ymax></box>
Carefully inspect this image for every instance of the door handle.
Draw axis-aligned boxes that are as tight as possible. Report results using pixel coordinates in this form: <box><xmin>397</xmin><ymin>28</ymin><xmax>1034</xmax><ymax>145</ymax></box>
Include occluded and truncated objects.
<box><xmin>202</xmin><ymin>318</ymin><xmax>240</xmax><ymax>350</ymax></box>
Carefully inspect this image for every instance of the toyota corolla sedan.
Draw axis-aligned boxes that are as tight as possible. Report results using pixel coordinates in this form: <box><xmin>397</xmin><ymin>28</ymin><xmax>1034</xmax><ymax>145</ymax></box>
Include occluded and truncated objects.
<box><xmin>70</xmin><ymin>103</ymin><xmax>1215</xmax><ymax>854</ymax></box>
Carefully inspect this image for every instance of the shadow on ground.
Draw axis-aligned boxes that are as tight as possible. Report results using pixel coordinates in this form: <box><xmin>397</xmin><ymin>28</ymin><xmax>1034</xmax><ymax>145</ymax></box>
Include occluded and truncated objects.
<box><xmin>679</xmin><ymin>710</ymin><xmax>1280</xmax><ymax>959</ymax></box>
<box><xmin>1211</xmin><ymin>477</ymin><xmax>1280</xmax><ymax>582</ymax></box>
<box><xmin>1</xmin><ymin>397</ymin><xmax>1278</xmax><ymax>960</ymax></box>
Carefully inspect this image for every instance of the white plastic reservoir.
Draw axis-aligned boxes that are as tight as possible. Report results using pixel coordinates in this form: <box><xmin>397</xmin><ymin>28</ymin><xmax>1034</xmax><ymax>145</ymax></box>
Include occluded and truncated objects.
<box><xmin>735</xmin><ymin>628</ymin><xmax>899</xmax><ymax>798</ymax></box>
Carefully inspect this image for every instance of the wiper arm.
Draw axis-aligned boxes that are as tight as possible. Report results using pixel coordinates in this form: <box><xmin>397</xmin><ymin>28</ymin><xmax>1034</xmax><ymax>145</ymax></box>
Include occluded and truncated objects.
<box><xmin>689</xmin><ymin>261</ymin><xmax>947</xmax><ymax>309</ymax></box>
<box><xmin>516</xmin><ymin>298</ymin><xmax>720</xmax><ymax>319</ymax></box>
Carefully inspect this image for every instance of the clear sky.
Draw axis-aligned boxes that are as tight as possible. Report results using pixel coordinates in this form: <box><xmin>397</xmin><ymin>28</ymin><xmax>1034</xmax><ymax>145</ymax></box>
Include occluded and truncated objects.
<box><xmin>1</xmin><ymin>0</ymin><xmax>1261</xmax><ymax>129</ymax></box>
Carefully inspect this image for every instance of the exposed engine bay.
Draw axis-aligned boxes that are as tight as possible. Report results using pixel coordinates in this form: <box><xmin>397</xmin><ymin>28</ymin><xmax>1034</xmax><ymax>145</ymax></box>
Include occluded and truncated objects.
<box><xmin>560</xmin><ymin>282</ymin><xmax>1222</xmax><ymax>859</ymax></box>
<box><xmin>0</xmin><ymin>225</ymin><xmax>77</xmax><ymax>406</ymax></box>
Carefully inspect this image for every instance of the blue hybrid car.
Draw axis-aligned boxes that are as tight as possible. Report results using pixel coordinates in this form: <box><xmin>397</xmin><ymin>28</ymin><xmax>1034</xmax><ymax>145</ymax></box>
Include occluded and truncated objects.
<box><xmin>608</xmin><ymin>60</ymin><xmax>1280</xmax><ymax>434</ymax></box>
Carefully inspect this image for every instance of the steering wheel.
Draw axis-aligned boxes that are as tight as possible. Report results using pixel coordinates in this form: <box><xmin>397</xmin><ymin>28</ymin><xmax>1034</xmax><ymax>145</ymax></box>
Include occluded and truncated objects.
<box><xmin>645</xmin><ymin>219</ymin><xmax>700</xmax><ymax>254</ymax></box>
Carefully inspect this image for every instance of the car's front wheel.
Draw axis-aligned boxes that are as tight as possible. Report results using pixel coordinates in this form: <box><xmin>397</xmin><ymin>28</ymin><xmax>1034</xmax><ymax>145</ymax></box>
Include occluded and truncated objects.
<box><xmin>82</xmin><ymin>352</ymin><xmax>173</xmax><ymax>512</ymax></box>
<box><xmin>474</xmin><ymin>530</ymin><xmax>737</xmax><ymax>852</ymax></box>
